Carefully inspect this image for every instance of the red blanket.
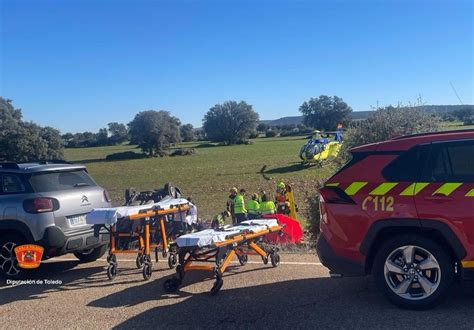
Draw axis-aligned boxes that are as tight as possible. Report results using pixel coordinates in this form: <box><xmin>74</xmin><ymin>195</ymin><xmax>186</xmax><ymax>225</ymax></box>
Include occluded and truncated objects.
<box><xmin>264</xmin><ymin>214</ymin><xmax>303</xmax><ymax>244</ymax></box>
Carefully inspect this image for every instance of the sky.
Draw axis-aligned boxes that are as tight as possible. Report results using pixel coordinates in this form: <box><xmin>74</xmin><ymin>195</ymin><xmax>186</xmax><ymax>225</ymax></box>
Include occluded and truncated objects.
<box><xmin>0</xmin><ymin>0</ymin><xmax>473</xmax><ymax>133</ymax></box>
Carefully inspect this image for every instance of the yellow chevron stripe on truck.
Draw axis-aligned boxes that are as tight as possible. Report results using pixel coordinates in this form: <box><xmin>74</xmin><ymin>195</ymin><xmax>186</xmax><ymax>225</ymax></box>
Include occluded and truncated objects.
<box><xmin>399</xmin><ymin>183</ymin><xmax>429</xmax><ymax>196</ymax></box>
<box><xmin>432</xmin><ymin>183</ymin><xmax>462</xmax><ymax>196</ymax></box>
<box><xmin>344</xmin><ymin>182</ymin><xmax>368</xmax><ymax>196</ymax></box>
<box><xmin>369</xmin><ymin>182</ymin><xmax>398</xmax><ymax>195</ymax></box>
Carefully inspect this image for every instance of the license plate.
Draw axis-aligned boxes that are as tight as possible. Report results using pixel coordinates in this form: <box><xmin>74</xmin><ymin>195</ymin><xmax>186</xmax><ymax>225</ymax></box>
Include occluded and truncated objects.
<box><xmin>68</xmin><ymin>214</ymin><xmax>87</xmax><ymax>226</ymax></box>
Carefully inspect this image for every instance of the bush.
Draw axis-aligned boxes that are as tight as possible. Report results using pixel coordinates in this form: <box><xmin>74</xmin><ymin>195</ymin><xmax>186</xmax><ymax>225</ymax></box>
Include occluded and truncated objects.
<box><xmin>170</xmin><ymin>148</ymin><xmax>197</xmax><ymax>156</ymax></box>
<box><xmin>337</xmin><ymin>105</ymin><xmax>441</xmax><ymax>165</ymax></box>
<box><xmin>302</xmin><ymin>186</ymin><xmax>322</xmax><ymax>239</ymax></box>
<box><xmin>249</xmin><ymin>132</ymin><xmax>259</xmax><ymax>139</ymax></box>
<box><xmin>105</xmin><ymin>151</ymin><xmax>147</xmax><ymax>161</ymax></box>
<box><xmin>265</xmin><ymin>130</ymin><xmax>278</xmax><ymax>138</ymax></box>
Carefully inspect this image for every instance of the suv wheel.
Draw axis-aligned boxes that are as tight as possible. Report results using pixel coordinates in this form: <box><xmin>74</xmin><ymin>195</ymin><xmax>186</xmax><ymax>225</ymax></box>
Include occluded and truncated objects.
<box><xmin>73</xmin><ymin>244</ymin><xmax>108</xmax><ymax>263</ymax></box>
<box><xmin>0</xmin><ymin>234</ymin><xmax>26</xmax><ymax>279</ymax></box>
<box><xmin>373</xmin><ymin>234</ymin><xmax>454</xmax><ymax>310</ymax></box>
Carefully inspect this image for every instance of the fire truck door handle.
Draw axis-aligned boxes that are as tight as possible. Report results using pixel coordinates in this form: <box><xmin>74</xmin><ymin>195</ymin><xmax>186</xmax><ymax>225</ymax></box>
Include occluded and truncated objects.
<box><xmin>424</xmin><ymin>194</ymin><xmax>454</xmax><ymax>201</ymax></box>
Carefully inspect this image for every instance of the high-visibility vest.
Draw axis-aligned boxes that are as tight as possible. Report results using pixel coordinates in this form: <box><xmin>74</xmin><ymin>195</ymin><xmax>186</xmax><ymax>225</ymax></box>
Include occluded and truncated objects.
<box><xmin>234</xmin><ymin>194</ymin><xmax>247</xmax><ymax>214</ymax></box>
<box><xmin>260</xmin><ymin>201</ymin><xmax>276</xmax><ymax>215</ymax></box>
<box><xmin>247</xmin><ymin>200</ymin><xmax>260</xmax><ymax>214</ymax></box>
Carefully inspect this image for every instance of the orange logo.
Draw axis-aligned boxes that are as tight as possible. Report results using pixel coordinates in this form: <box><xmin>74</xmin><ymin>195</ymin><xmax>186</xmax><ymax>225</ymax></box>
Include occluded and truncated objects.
<box><xmin>14</xmin><ymin>245</ymin><xmax>44</xmax><ymax>269</ymax></box>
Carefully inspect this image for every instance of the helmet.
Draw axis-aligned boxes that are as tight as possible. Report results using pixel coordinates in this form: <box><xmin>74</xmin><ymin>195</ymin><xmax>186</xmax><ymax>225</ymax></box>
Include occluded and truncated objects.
<box><xmin>230</xmin><ymin>187</ymin><xmax>238</xmax><ymax>194</ymax></box>
<box><xmin>252</xmin><ymin>193</ymin><xmax>258</xmax><ymax>200</ymax></box>
<box><xmin>277</xmin><ymin>182</ymin><xmax>285</xmax><ymax>189</ymax></box>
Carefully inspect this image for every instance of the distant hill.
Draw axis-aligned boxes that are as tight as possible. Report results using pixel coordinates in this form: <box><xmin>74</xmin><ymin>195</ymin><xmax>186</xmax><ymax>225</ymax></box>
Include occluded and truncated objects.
<box><xmin>261</xmin><ymin>105</ymin><xmax>473</xmax><ymax>126</ymax></box>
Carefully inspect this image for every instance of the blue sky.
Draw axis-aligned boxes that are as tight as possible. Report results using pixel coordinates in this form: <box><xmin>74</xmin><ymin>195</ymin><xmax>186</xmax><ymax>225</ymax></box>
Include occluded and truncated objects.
<box><xmin>1</xmin><ymin>0</ymin><xmax>472</xmax><ymax>133</ymax></box>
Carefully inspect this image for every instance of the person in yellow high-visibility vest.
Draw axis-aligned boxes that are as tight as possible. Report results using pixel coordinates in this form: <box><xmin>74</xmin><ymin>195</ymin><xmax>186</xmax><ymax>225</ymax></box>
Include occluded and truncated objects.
<box><xmin>259</xmin><ymin>193</ymin><xmax>276</xmax><ymax>215</ymax></box>
<box><xmin>247</xmin><ymin>193</ymin><xmax>260</xmax><ymax>219</ymax></box>
<box><xmin>233</xmin><ymin>188</ymin><xmax>248</xmax><ymax>224</ymax></box>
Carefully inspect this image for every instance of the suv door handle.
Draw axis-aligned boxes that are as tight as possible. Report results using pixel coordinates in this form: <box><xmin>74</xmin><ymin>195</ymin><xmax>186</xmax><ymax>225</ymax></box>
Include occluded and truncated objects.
<box><xmin>424</xmin><ymin>194</ymin><xmax>454</xmax><ymax>202</ymax></box>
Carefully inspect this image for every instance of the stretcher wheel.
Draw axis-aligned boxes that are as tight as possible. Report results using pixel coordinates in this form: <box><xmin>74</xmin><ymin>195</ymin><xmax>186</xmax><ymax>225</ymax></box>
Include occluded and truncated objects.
<box><xmin>107</xmin><ymin>263</ymin><xmax>118</xmax><ymax>280</ymax></box>
<box><xmin>210</xmin><ymin>272</ymin><xmax>224</xmax><ymax>295</ymax></box>
<box><xmin>176</xmin><ymin>265</ymin><xmax>185</xmax><ymax>281</ymax></box>
<box><xmin>168</xmin><ymin>253</ymin><xmax>178</xmax><ymax>269</ymax></box>
<box><xmin>163</xmin><ymin>277</ymin><xmax>181</xmax><ymax>293</ymax></box>
<box><xmin>107</xmin><ymin>254</ymin><xmax>117</xmax><ymax>264</ymax></box>
<box><xmin>262</xmin><ymin>256</ymin><xmax>269</xmax><ymax>265</ymax></box>
<box><xmin>142</xmin><ymin>261</ymin><xmax>153</xmax><ymax>280</ymax></box>
<box><xmin>136</xmin><ymin>254</ymin><xmax>146</xmax><ymax>269</ymax></box>
<box><xmin>270</xmin><ymin>252</ymin><xmax>280</xmax><ymax>267</ymax></box>
<box><xmin>237</xmin><ymin>254</ymin><xmax>248</xmax><ymax>266</ymax></box>
<box><xmin>155</xmin><ymin>247</ymin><xmax>159</xmax><ymax>262</ymax></box>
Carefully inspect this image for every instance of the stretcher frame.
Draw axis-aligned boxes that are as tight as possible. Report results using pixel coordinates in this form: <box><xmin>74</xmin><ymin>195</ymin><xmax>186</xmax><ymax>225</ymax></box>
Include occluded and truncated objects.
<box><xmin>103</xmin><ymin>203</ymin><xmax>191</xmax><ymax>281</ymax></box>
<box><xmin>163</xmin><ymin>223</ymin><xmax>284</xmax><ymax>294</ymax></box>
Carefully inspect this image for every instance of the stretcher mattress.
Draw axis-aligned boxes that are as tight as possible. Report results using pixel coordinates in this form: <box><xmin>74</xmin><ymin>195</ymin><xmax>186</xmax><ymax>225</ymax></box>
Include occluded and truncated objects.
<box><xmin>86</xmin><ymin>197</ymin><xmax>192</xmax><ymax>226</ymax></box>
<box><xmin>176</xmin><ymin>218</ymin><xmax>279</xmax><ymax>248</ymax></box>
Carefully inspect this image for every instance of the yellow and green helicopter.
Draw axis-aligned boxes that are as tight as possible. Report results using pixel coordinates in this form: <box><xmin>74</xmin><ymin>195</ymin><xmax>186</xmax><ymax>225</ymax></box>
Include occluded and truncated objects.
<box><xmin>299</xmin><ymin>126</ymin><xmax>344</xmax><ymax>164</ymax></box>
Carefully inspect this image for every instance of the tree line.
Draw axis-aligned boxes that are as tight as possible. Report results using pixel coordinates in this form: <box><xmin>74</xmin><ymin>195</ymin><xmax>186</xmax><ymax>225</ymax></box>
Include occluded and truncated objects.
<box><xmin>0</xmin><ymin>94</ymin><xmax>364</xmax><ymax>161</ymax></box>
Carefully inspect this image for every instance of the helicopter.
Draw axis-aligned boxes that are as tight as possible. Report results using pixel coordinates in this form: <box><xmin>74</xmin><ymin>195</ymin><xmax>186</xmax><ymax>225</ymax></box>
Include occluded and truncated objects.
<box><xmin>299</xmin><ymin>127</ymin><xmax>344</xmax><ymax>165</ymax></box>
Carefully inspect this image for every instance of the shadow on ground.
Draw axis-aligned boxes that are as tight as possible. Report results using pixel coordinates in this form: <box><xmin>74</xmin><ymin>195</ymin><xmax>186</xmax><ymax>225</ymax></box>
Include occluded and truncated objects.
<box><xmin>108</xmin><ymin>276</ymin><xmax>474</xmax><ymax>329</ymax></box>
<box><xmin>262</xmin><ymin>163</ymin><xmax>310</xmax><ymax>175</ymax></box>
<box><xmin>0</xmin><ymin>259</ymin><xmax>167</xmax><ymax>304</ymax></box>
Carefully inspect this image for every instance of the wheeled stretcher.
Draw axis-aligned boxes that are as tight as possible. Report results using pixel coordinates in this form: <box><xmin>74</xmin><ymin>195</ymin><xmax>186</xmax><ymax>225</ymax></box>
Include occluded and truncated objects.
<box><xmin>163</xmin><ymin>218</ymin><xmax>284</xmax><ymax>295</ymax></box>
<box><xmin>86</xmin><ymin>197</ymin><xmax>194</xmax><ymax>280</ymax></box>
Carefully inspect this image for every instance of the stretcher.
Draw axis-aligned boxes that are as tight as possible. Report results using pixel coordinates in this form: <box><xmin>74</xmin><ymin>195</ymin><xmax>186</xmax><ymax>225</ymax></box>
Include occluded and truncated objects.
<box><xmin>86</xmin><ymin>197</ymin><xmax>194</xmax><ymax>280</ymax></box>
<box><xmin>163</xmin><ymin>218</ymin><xmax>284</xmax><ymax>295</ymax></box>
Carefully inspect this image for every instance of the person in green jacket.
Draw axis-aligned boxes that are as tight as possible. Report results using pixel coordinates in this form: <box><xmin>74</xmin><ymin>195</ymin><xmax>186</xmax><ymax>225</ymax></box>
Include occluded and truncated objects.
<box><xmin>247</xmin><ymin>193</ymin><xmax>260</xmax><ymax>219</ymax></box>
<box><xmin>211</xmin><ymin>211</ymin><xmax>231</xmax><ymax>229</ymax></box>
<box><xmin>234</xmin><ymin>188</ymin><xmax>248</xmax><ymax>224</ymax></box>
<box><xmin>260</xmin><ymin>193</ymin><xmax>276</xmax><ymax>215</ymax></box>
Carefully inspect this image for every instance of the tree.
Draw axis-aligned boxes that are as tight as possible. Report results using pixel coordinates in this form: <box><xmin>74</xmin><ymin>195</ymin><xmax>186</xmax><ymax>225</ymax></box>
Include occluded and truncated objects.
<box><xmin>0</xmin><ymin>97</ymin><xmax>64</xmax><ymax>161</ymax></box>
<box><xmin>108</xmin><ymin>122</ymin><xmax>128</xmax><ymax>144</ymax></box>
<box><xmin>299</xmin><ymin>95</ymin><xmax>352</xmax><ymax>130</ymax></box>
<box><xmin>180</xmin><ymin>124</ymin><xmax>195</xmax><ymax>142</ymax></box>
<box><xmin>96</xmin><ymin>128</ymin><xmax>109</xmax><ymax>146</ymax></box>
<box><xmin>128</xmin><ymin>110</ymin><xmax>181</xmax><ymax>156</ymax></box>
<box><xmin>256</xmin><ymin>123</ymin><xmax>268</xmax><ymax>132</ymax></box>
<box><xmin>451</xmin><ymin>108</ymin><xmax>474</xmax><ymax>125</ymax></box>
<box><xmin>203</xmin><ymin>101</ymin><xmax>259</xmax><ymax>145</ymax></box>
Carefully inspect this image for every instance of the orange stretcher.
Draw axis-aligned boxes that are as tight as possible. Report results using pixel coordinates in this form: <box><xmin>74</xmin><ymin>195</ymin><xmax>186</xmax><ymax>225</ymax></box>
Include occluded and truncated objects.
<box><xmin>88</xmin><ymin>201</ymin><xmax>192</xmax><ymax>281</ymax></box>
<box><xmin>163</xmin><ymin>219</ymin><xmax>284</xmax><ymax>294</ymax></box>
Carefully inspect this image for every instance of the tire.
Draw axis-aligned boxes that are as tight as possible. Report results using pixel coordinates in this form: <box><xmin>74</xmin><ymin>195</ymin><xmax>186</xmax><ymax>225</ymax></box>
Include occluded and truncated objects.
<box><xmin>372</xmin><ymin>234</ymin><xmax>454</xmax><ymax>310</ymax></box>
<box><xmin>270</xmin><ymin>252</ymin><xmax>280</xmax><ymax>267</ymax></box>
<box><xmin>107</xmin><ymin>263</ymin><xmax>118</xmax><ymax>280</ymax></box>
<box><xmin>168</xmin><ymin>253</ymin><xmax>177</xmax><ymax>269</ymax></box>
<box><xmin>0</xmin><ymin>234</ymin><xmax>26</xmax><ymax>279</ymax></box>
<box><xmin>74</xmin><ymin>244</ymin><xmax>108</xmax><ymax>263</ymax></box>
<box><xmin>136</xmin><ymin>253</ymin><xmax>146</xmax><ymax>269</ymax></box>
<box><xmin>238</xmin><ymin>254</ymin><xmax>248</xmax><ymax>266</ymax></box>
<box><xmin>143</xmin><ymin>262</ymin><xmax>153</xmax><ymax>281</ymax></box>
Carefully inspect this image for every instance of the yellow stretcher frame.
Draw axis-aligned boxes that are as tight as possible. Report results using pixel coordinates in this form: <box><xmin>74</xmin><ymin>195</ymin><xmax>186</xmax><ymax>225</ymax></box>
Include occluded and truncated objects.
<box><xmin>163</xmin><ymin>224</ymin><xmax>284</xmax><ymax>295</ymax></box>
<box><xmin>105</xmin><ymin>203</ymin><xmax>191</xmax><ymax>281</ymax></box>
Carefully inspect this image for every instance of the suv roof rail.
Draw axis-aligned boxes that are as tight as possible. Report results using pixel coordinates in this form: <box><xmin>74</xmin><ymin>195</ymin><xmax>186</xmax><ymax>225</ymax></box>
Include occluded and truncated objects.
<box><xmin>0</xmin><ymin>162</ymin><xmax>20</xmax><ymax>169</ymax></box>
<box><xmin>391</xmin><ymin>129</ymin><xmax>474</xmax><ymax>140</ymax></box>
<box><xmin>35</xmin><ymin>160</ymin><xmax>72</xmax><ymax>165</ymax></box>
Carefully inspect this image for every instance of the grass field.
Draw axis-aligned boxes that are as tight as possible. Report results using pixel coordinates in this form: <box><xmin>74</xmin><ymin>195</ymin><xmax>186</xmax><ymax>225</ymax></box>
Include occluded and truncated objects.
<box><xmin>64</xmin><ymin>137</ymin><xmax>333</xmax><ymax>223</ymax></box>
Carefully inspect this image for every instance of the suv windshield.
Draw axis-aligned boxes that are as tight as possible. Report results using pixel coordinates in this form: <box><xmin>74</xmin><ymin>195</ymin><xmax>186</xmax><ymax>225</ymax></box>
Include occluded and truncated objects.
<box><xmin>29</xmin><ymin>170</ymin><xmax>97</xmax><ymax>192</ymax></box>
